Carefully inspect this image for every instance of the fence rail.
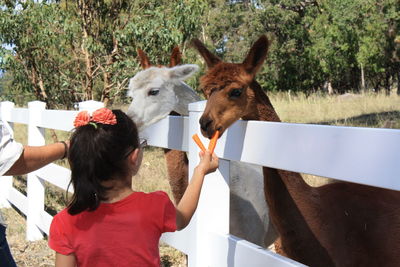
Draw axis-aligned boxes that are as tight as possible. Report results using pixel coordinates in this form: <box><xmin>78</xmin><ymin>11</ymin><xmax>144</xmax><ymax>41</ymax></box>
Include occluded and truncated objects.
<box><xmin>1</xmin><ymin>100</ymin><xmax>399</xmax><ymax>267</ymax></box>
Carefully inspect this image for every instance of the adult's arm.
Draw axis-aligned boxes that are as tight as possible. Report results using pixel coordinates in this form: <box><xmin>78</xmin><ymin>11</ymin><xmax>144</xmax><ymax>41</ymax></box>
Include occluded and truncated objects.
<box><xmin>4</xmin><ymin>142</ymin><xmax>67</xmax><ymax>176</ymax></box>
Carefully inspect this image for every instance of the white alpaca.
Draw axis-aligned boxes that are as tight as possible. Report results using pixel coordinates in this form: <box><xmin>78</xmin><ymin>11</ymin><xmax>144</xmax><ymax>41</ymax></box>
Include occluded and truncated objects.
<box><xmin>127</xmin><ymin>64</ymin><xmax>277</xmax><ymax>248</ymax></box>
<box><xmin>127</xmin><ymin>65</ymin><xmax>200</xmax><ymax>131</ymax></box>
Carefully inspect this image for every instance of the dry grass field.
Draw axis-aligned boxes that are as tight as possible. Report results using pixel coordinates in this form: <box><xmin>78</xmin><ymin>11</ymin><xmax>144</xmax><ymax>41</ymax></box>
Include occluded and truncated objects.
<box><xmin>1</xmin><ymin>91</ymin><xmax>399</xmax><ymax>266</ymax></box>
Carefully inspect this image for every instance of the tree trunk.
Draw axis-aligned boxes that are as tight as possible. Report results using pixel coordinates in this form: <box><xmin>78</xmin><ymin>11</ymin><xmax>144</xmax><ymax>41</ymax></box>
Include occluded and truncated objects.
<box><xmin>100</xmin><ymin>37</ymin><xmax>119</xmax><ymax>106</ymax></box>
<box><xmin>397</xmin><ymin>71</ymin><xmax>400</xmax><ymax>96</ymax></box>
<box><xmin>82</xmin><ymin>29</ymin><xmax>94</xmax><ymax>100</ymax></box>
<box><xmin>101</xmin><ymin>66</ymin><xmax>112</xmax><ymax>107</ymax></box>
<box><xmin>77</xmin><ymin>0</ymin><xmax>94</xmax><ymax>100</ymax></box>
<box><xmin>385</xmin><ymin>72</ymin><xmax>391</xmax><ymax>96</ymax></box>
<box><xmin>360</xmin><ymin>64</ymin><xmax>365</xmax><ymax>91</ymax></box>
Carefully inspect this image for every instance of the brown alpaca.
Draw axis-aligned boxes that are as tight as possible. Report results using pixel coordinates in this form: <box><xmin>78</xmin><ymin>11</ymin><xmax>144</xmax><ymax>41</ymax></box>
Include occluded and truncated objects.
<box><xmin>192</xmin><ymin>36</ymin><xmax>400</xmax><ymax>267</ymax></box>
<box><xmin>137</xmin><ymin>47</ymin><xmax>188</xmax><ymax>204</ymax></box>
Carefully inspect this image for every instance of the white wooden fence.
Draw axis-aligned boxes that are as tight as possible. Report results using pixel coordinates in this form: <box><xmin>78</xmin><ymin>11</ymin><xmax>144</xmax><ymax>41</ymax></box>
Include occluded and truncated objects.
<box><xmin>0</xmin><ymin>100</ymin><xmax>104</xmax><ymax>240</ymax></box>
<box><xmin>1</xmin><ymin>100</ymin><xmax>400</xmax><ymax>267</ymax></box>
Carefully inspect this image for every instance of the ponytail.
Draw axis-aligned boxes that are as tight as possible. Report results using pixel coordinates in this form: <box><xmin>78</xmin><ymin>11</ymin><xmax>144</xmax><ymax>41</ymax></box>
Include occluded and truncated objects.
<box><xmin>67</xmin><ymin>110</ymin><xmax>139</xmax><ymax>215</ymax></box>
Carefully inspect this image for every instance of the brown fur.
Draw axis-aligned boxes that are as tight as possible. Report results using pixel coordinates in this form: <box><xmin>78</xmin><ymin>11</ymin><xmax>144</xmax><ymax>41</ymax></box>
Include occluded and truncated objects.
<box><xmin>137</xmin><ymin>48</ymin><xmax>188</xmax><ymax>204</ymax></box>
<box><xmin>192</xmin><ymin>35</ymin><xmax>400</xmax><ymax>267</ymax></box>
<box><xmin>168</xmin><ymin>46</ymin><xmax>182</xmax><ymax>68</ymax></box>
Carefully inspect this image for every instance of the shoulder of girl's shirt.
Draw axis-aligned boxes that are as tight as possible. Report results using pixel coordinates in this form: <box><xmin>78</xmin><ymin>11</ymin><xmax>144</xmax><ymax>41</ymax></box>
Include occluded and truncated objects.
<box><xmin>54</xmin><ymin>208</ymin><xmax>69</xmax><ymax>217</ymax></box>
<box><xmin>51</xmin><ymin>208</ymin><xmax>71</xmax><ymax>224</ymax></box>
<box><xmin>141</xmin><ymin>191</ymin><xmax>171</xmax><ymax>202</ymax></box>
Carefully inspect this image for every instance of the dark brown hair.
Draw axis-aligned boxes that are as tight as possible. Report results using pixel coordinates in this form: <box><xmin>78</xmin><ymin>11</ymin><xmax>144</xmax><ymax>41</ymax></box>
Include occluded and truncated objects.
<box><xmin>67</xmin><ymin>110</ymin><xmax>139</xmax><ymax>215</ymax></box>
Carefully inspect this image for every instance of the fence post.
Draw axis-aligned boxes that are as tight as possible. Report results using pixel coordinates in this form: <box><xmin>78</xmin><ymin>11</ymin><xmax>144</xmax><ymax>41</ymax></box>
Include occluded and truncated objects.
<box><xmin>26</xmin><ymin>101</ymin><xmax>46</xmax><ymax>241</ymax></box>
<box><xmin>188</xmin><ymin>101</ymin><xmax>231</xmax><ymax>267</ymax></box>
<box><xmin>0</xmin><ymin>101</ymin><xmax>16</xmax><ymax>208</ymax></box>
<box><xmin>24</xmin><ymin>100</ymin><xmax>102</xmax><ymax>241</ymax></box>
<box><xmin>78</xmin><ymin>100</ymin><xmax>104</xmax><ymax>112</ymax></box>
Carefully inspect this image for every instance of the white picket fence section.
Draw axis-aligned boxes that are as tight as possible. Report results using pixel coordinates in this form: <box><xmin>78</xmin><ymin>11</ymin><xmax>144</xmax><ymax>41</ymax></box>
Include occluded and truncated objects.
<box><xmin>0</xmin><ymin>100</ymin><xmax>104</xmax><ymax>241</ymax></box>
<box><xmin>1</xmin><ymin>100</ymin><xmax>400</xmax><ymax>267</ymax></box>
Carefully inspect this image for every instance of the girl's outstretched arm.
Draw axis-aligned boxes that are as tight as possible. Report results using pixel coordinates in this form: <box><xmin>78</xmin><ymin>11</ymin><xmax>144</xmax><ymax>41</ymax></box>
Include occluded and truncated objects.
<box><xmin>175</xmin><ymin>151</ymin><xmax>219</xmax><ymax>230</ymax></box>
<box><xmin>55</xmin><ymin>252</ymin><xmax>76</xmax><ymax>267</ymax></box>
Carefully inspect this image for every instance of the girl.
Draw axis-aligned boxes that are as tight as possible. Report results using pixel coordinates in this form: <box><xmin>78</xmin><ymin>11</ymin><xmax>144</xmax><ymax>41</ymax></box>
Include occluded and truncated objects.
<box><xmin>48</xmin><ymin>108</ymin><xmax>218</xmax><ymax>267</ymax></box>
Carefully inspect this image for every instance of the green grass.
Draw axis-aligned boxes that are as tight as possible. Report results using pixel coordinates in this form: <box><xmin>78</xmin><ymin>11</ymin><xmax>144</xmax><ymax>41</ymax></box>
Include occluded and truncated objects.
<box><xmin>271</xmin><ymin>91</ymin><xmax>400</xmax><ymax>128</ymax></box>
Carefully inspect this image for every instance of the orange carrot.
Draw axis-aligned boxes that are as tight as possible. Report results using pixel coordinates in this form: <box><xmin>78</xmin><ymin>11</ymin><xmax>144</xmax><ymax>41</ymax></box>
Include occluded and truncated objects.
<box><xmin>192</xmin><ymin>134</ymin><xmax>206</xmax><ymax>152</ymax></box>
<box><xmin>208</xmin><ymin>130</ymin><xmax>219</xmax><ymax>154</ymax></box>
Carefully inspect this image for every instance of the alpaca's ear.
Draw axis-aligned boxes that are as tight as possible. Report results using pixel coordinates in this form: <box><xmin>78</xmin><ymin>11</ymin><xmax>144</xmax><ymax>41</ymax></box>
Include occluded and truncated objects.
<box><xmin>169</xmin><ymin>64</ymin><xmax>199</xmax><ymax>81</ymax></box>
<box><xmin>137</xmin><ymin>49</ymin><xmax>152</xmax><ymax>69</ymax></box>
<box><xmin>128</xmin><ymin>148</ymin><xmax>141</xmax><ymax>174</ymax></box>
<box><xmin>169</xmin><ymin>46</ymin><xmax>182</xmax><ymax>67</ymax></box>
<box><xmin>191</xmin><ymin>39</ymin><xmax>221</xmax><ymax>68</ymax></box>
<box><xmin>242</xmin><ymin>35</ymin><xmax>270</xmax><ymax>76</ymax></box>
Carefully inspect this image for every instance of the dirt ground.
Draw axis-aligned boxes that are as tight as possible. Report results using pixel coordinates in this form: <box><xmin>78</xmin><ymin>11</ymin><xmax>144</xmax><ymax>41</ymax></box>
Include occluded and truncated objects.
<box><xmin>1</xmin><ymin>208</ymin><xmax>53</xmax><ymax>267</ymax></box>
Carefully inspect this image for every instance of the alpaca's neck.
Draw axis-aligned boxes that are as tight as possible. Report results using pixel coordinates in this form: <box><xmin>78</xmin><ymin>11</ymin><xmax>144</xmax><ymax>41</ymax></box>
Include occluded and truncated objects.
<box><xmin>173</xmin><ymin>82</ymin><xmax>201</xmax><ymax>116</ymax></box>
<box><xmin>163</xmin><ymin>148</ymin><xmax>188</xmax><ymax>204</ymax></box>
<box><xmin>244</xmin><ymin>81</ymin><xmax>311</xmax><ymax>192</ymax></box>
<box><xmin>162</xmin><ymin>111</ymin><xmax>189</xmax><ymax>204</ymax></box>
<box><xmin>242</xmin><ymin>81</ymin><xmax>281</xmax><ymax>122</ymax></box>
<box><xmin>243</xmin><ymin>81</ymin><xmax>323</xmax><ymax>242</ymax></box>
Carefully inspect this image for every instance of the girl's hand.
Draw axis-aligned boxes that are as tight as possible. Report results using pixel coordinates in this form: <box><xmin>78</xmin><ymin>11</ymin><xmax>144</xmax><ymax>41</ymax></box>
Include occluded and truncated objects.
<box><xmin>196</xmin><ymin>150</ymin><xmax>219</xmax><ymax>175</ymax></box>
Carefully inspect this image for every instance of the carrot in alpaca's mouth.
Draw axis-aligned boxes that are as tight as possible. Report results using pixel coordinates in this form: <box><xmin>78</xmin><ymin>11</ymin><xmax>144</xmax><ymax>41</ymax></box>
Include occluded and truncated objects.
<box><xmin>208</xmin><ymin>130</ymin><xmax>219</xmax><ymax>154</ymax></box>
<box><xmin>192</xmin><ymin>130</ymin><xmax>219</xmax><ymax>154</ymax></box>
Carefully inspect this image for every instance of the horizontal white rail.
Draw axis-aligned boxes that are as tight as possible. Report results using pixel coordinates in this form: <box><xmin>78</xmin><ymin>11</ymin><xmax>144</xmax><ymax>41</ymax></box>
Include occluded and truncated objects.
<box><xmin>36</xmin><ymin>163</ymin><xmax>73</xmax><ymax>193</ymax></box>
<box><xmin>8</xmin><ymin>187</ymin><xmax>28</xmax><ymax>215</ymax></box>
<box><xmin>141</xmin><ymin>115</ymin><xmax>189</xmax><ymax>151</ymax></box>
<box><xmin>39</xmin><ymin>110</ymin><xmax>77</xmax><ymax>131</ymax></box>
<box><xmin>161</xmin><ymin>225</ymin><xmax>195</xmax><ymax>255</ymax></box>
<box><xmin>143</xmin><ymin>116</ymin><xmax>400</xmax><ymax>191</ymax></box>
<box><xmin>39</xmin><ymin>210</ymin><xmax>53</xmax><ymax>234</ymax></box>
<box><xmin>207</xmin><ymin>233</ymin><xmax>305</xmax><ymax>267</ymax></box>
<box><xmin>6</xmin><ymin>108</ymin><xmax>29</xmax><ymax>124</ymax></box>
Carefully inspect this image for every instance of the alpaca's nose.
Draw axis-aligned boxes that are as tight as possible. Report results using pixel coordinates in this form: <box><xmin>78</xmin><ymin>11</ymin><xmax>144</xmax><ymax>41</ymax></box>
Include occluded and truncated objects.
<box><xmin>199</xmin><ymin>117</ymin><xmax>213</xmax><ymax>133</ymax></box>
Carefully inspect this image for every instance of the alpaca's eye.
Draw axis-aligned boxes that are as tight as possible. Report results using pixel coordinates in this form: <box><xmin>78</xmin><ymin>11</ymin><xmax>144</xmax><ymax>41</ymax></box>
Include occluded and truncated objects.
<box><xmin>229</xmin><ymin>88</ymin><xmax>243</xmax><ymax>98</ymax></box>
<box><xmin>148</xmin><ymin>88</ymin><xmax>160</xmax><ymax>96</ymax></box>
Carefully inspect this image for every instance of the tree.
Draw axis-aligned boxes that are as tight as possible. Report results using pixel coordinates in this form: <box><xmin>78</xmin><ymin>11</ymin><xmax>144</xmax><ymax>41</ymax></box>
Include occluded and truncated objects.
<box><xmin>0</xmin><ymin>1</ymin><xmax>71</xmax><ymax>107</ymax></box>
<box><xmin>0</xmin><ymin>0</ymin><xmax>207</xmax><ymax>107</ymax></box>
<box><xmin>308</xmin><ymin>0</ymin><xmax>400</xmax><ymax>93</ymax></box>
<box><xmin>0</xmin><ymin>0</ymin><xmax>398</xmax><ymax>101</ymax></box>
<box><xmin>200</xmin><ymin>0</ymin><xmax>324</xmax><ymax>93</ymax></box>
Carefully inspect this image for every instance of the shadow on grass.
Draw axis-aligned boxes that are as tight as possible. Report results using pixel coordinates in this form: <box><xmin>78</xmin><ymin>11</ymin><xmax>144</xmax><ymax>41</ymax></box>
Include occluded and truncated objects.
<box><xmin>315</xmin><ymin>110</ymin><xmax>400</xmax><ymax>128</ymax></box>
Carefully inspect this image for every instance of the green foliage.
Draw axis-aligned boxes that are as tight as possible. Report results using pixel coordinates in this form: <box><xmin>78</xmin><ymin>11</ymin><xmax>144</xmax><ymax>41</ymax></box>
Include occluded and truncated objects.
<box><xmin>0</xmin><ymin>0</ymin><xmax>207</xmax><ymax>107</ymax></box>
<box><xmin>0</xmin><ymin>1</ymin><xmax>80</xmax><ymax>107</ymax></box>
<box><xmin>308</xmin><ymin>0</ymin><xmax>399</xmax><ymax>92</ymax></box>
<box><xmin>200</xmin><ymin>0</ymin><xmax>399</xmax><ymax>94</ymax></box>
<box><xmin>0</xmin><ymin>0</ymin><xmax>399</xmax><ymax>106</ymax></box>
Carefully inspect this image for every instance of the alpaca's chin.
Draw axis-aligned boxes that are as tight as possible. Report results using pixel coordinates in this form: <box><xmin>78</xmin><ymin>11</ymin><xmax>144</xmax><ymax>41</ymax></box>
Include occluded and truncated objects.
<box><xmin>126</xmin><ymin>112</ymin><xmax>144</xmax><ymax>132</ymax></box>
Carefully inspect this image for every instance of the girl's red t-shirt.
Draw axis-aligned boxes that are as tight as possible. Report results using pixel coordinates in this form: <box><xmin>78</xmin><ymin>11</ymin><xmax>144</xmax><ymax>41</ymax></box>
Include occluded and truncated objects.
<box><xmin>49</xmin><ymin>191</ymin><xmax>177</xmax><ymax>267</ymax></box>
